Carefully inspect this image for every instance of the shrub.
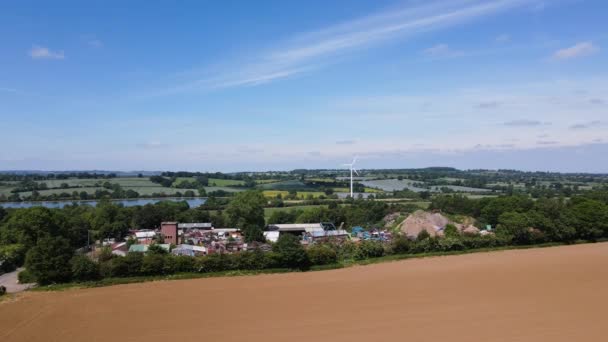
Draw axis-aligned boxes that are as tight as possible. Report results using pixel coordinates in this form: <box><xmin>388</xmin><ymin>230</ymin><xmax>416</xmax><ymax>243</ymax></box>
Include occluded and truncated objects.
<box><xmin>232</xmin><ymin>250</ymin><xmax>274</xmax><ymax>270</ymax></box>
<box><xmin>18</xmin><ymin>269</ymin><xmax>36</xmax><ymax>283</ymax></box>
<box><xmin>391</xmin><ymin>236</ymin><xmax>411</xmax><ymax>254</ymax></box>
<box><xmin>307</xmin><ymin>244</ymin><xmax>338</xmax><ymax>265</ymax></box>
<box><xmin>70</xmin><ymin>255</ymin><xmax>101</xmax><ymax>282</ymax></box>
<box><xmin>166</xmin><ymin>255</ymin><xmax>196</xmax><ymax>273</ymax></box>
<box><xmin>0</xmin><ymin>244</ymin><xmax>26</xmax><ymax>274</ymax></box>
<box><xmin>196</xmin><ymin>254</ymin><xmax>234</xmax><ymax>273</ymax></box>
<box><xmin>0</xmin><ymin>285</ymin><xmax>6</xmax><ymax>296</ymax></box>
<box><xmin>272</xmin><ymin>234</ymin><xmax>310</xmax><ymax>269</ymax></box>
<box><xmin>97</xmin><ymin>246</ymin><xmax>114</xmax><ymax>262</ymax></box>
<box><xmin>444</xmin><ymin>224</ymin><xmax>459</xmax><ymax>238</ymax></box>
<box><xmin>104</xmin><ymin>252</ymin><xmax>144</xmax><ymax>278</ymax></box>
<box><xmin>141</xmin><ymin>254</ymin><xmax>166</xmax><ymax>275</ymax></box>
<box><xmin>335</xmin><ymin>241</ymin><xmax>358</xmax><ymax>260</ymax></box>
<box><xmin>438</xmin><ymin>237</ymin><xmax>465</xmax><ymax>251</ymax></box>
<box><xmin>411</xmin><ymin>237</ymin><xmax>441</xmax><ymax>254</ymax></box>
<box><xmin>417</xmin><ymin>230</ymin><xmax>431</xmax><ymax>241</ymax></box>
<box><xmin>355</xmin><ymin>240</ymin><xmax>385</xmax><ymax>260</ymax></box>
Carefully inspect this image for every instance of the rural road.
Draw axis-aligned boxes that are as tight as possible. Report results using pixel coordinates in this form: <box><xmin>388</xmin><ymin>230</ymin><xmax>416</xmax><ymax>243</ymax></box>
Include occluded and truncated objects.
<box><xmin>1</xmin><ymin>243</ymin><xmax>608</xmax><ymax>342</ymax></box>
<box><xmin>0</xmin><ymin>268</ymin><xmax>34</xmax><ymax>293</ymax></box>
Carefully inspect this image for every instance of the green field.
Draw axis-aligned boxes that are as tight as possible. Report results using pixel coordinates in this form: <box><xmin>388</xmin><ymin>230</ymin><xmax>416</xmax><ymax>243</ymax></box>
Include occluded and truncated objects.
<box><xmin>263</xmin><ymin>205</ymin><xmax>328</xmax><ymax>220</ymax></box>
<box><xmin>262</xmin><ymin>190</ymin><xmax>327</xmax><ymax>199</ymax></box>
<box><xmin>35</xmin><ymin>177</ymin><xmax>159</xmax><ymax>188</ymax></box>
<box><xmin>258</xmin><ymin>180</ymin><xmax>309</xmax><ymax>190</ymax></box>
<box><xmin>255</xmin><ymin>179</ymin><xmax>281</xmax><ymax>184</ymax></box>
<box><xmin>208</xmin><ymin>178</ymin><xmax>245</xmax><ymax>186</ymax></box>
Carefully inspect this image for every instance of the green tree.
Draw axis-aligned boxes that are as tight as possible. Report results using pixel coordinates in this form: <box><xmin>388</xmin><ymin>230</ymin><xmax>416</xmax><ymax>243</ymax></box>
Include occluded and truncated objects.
<box><xmin>70</xmin><ymin>255</ymin><xmax>100</xmax><ymax>281</ymax></box>
<box><xmin>25</xmin><ymin>236</ymin><xmax>73</xmax><ymax>284</ymax></box>
<box><xmin>225</xmin><ymin>191</ymin><xmax>266</xmax><ymax>242</ymax></box>
<box><xmin>0</xmin><ymin>207</ymin><xmax>63</xmax><ymax>249</ymax></box>
<box><xmin>272</xmin><ymin>234</ymin><xmax>309</xmax><ymax>269</ymax></box>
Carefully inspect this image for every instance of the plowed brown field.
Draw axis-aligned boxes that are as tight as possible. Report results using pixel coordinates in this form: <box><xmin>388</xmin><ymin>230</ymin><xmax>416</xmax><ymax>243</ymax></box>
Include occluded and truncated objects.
<box><xmin>1</xmin><ymin>243</ymin><xmax>607</xmax><ymax>342</ymax></box>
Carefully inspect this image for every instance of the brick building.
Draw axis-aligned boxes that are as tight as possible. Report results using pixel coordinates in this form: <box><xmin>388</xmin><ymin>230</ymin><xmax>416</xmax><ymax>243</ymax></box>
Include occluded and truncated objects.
<box><xmin>161</xmin><ymin>222</ymin><xmax>179</xmax><ymax>245</ymax></box>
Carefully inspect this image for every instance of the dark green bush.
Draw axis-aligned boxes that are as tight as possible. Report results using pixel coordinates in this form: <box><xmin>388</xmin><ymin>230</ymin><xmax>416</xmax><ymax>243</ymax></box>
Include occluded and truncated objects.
<box><xmin>307</xmin><ymin>244</ymin><xmax>338</xmax><ymax>265</ymax></box>
<box><xmin>166</xmin><ymin>255</ymin><xmax>196</xmax><ymax>273</ymax></box>
<box><xmin>272</xmin><ymin>234</ymin><xmax>310</xmax><ymax>269</ymax></box>
<box><xmin>18</xmin><ymin>269</ymin><xmax>36</xmax><ymax>283</ymax></box>
<box><xmin>391</xmin><ymin>236</ymin><xmax>411</xmax><ymax>254</ymax></box>
<box><xmin>438</xmin><ymin>237</ymin><xmax>465</xmax><ymax>251</ymax></box>
<box><xmin>0</xmin><ymin>244</ymin><xmax>26</xmax><ymax>274</ymax></box>
<box><xmin>416</xmin><ymin>230</ymin><xmax>431</xmax><ymax>241</ymax></box>
<box><xmin>355</xmin><ymin>240</ymin><xmax>385</xmax><ymax>260</ymax></box>
<box><xmin>25</xmin><ymin>236</ymin><xmax>73</xmax><ymax>285</ymax></box>
<box><xmin>410</xmin><ymin>237</ymin><xmax>441</xmax><ymax>254</ymax></box>
<box><xmin>70</xmin><ymin>255</ymin><xmax>100</xmax><ymax>281</ymax></box>
<box><xmin>141</xmin><ymin>254</ymin><xmax>166</xmax><ymax>275</ymax></box>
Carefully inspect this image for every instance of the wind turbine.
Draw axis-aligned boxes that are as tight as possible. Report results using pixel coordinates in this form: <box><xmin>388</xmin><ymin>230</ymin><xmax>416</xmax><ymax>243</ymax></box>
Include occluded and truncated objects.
<box><xmin>343</xmin><ymin>156</ymin><xmax>359</xmax><ymax>198</ymax></box>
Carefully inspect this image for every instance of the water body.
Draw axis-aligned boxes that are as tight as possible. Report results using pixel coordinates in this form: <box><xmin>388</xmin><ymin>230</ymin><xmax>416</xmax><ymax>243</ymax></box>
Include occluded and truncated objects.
<box><xmin>0</xmin><ymin>197</ymin><xmax>207</xmax><ymax>209</ymax></box>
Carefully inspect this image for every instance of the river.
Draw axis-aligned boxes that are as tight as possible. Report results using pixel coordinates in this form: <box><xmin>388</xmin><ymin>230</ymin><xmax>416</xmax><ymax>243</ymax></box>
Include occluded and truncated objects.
<box><xmin>0</xmin><ymin>197</ymin><xmax>207</xmax><ymax>209</ymax></box>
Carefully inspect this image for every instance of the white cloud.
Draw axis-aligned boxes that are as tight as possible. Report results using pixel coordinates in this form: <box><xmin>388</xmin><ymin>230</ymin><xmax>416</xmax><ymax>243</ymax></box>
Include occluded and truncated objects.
<box><xmin>158</xmin><ymin>0</ymin><xmax>535</xmax><ymax>93</ymax></box>
<box><xmin>29</xmin><ymin>45</ymin><xmax>65</xmax><ymax>60</ymax></box>
<box><xmin>88</xmin><ymin>39</ymin><xmax>103</xmax><ymax>48</ymax></box>
<box><xmin>553</xmin><ymin>41</ymin><xmax>599</xmax><ymax>60</ymax></box>
<box><xmin>423</xmin><ymin>44</ymin><xmax>464</xmax><ymax>58</ymax></box>
<box><xmin>495</xmin><ymin>34</ymin><xmax>511</xmax><ymax>43</ymax></box>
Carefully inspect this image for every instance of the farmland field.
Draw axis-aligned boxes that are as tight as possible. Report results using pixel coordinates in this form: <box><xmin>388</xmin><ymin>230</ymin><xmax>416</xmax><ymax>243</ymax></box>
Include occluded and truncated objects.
<box><xmin>207</xmin><ymin>178</ymin><xmax>245</xmax><ymax>186</ymax></box>
<box><xmin>361</xmin><ymin>179</ymin><xmax>429</xmax><ymax>192</ymax></box>
<box><xmin>430</xmin><ymin>185</ymin><xmax>492</xmax><ymax>193</ymax></box>
<box><xmin>263</xmin><ymin>204</ymin><xmax>328</xmax><ymax>219</ymax></box>
<box><xmin>1</xmin><ymin>243</ymin><xmax>607</xmax><ymax>341</ymax></box>
<box><xmin>257</xmin><ymin>180</ymin><xmax>309</xmax><ymax>190</ymax></box>
<box><xmin>262</xmin><ymin>190</ymin><xmax>326</xmax><ymax>199</ymax></box>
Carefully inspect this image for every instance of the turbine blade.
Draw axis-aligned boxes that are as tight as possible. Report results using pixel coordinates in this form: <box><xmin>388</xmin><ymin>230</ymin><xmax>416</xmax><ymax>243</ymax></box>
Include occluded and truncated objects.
<box><xmin>353</xmin><ymin>169</ymin><xmax>359</xmax><ymax>176</ymax></box>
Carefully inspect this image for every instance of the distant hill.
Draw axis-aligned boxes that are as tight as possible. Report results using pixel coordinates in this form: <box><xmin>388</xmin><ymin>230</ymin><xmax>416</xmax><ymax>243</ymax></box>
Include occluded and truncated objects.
<box><xmin>0</xmin><ymin>170</ymin><xmax>163</xmax><ymax>177</ymax></box>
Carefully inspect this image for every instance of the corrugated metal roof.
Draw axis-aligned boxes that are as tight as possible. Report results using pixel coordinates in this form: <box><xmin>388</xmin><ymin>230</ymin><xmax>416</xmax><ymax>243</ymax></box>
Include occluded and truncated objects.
<box><xmin>266</xmin><ymin>223</ymin><xmax>324</xmax><ymax>232</ymax></box>
<box><xmin>178</xmin><ymin>223</ymin><xmax>213</xmax><ymax>229</ymax></box>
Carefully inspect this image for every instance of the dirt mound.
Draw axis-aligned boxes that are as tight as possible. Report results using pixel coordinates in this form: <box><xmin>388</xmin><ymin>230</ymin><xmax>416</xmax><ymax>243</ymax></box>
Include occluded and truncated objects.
<box><xmin>399</xmin><ymin>210</ymin><xmax>450</xmax><ymax>238</ymax></box>
<box><xmin>399</xmin><ymin>210</ymin><xmax>479</xmax><ymax>238</ymax></box>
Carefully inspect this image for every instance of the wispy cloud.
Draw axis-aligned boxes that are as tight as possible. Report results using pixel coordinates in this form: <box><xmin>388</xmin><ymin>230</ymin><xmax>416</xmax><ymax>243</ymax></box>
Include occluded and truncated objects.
<box><xmin>503</xmin><ymin>119</ymin><xmax>550</xmax><ymax>127</ymax></box>
<box><xmin>589</xmin><ymin>98</ymin><xmax>604</xmax><ymax>105</ymax></box>
<box><xmin>88</xmin><ymin>39</ymin><xmax>103</xmax><ymax>48</ymax></box>
<box><xmin>495</xmin><ymin>33</ymin><xmax>511</xmax><ymax>43</ymax></box>
<box><xmin>553</xmin><ymin>41</ymin><xmax>599</xmax><ymax>60</ymax></box>
<box><xmin>476</xmin><ymin>101</ymin><xmax>501</xmax><ymax>109</ymax></box>
<box><xmin>29</xmin><ymin>45</ymin><xmax>65</xmax><ymax>60</ymax></box>
<box><xmin>569</xmin><ymin>121</ymin><xmax>604</xmax><ymax>130</ymax></box>
<box><xmin>158</xmin><ymin>0</ymin><xmax>535</xmax><ymax>94</ymax></box>
<box><xmin>536</xmin><ymin>140</ymin><xmax>558</xmax><ymax>145</ymax></box>
<box><xmin>336</xmin><ymin>140</ymin><xmax>357</xmax><ymax>145</ymax></box>
<box><xmin>423</xmin><ymin>44</ymin><xmax>464</xmax><ymax>58</ymax></box>
<box><xmin>136</xmin><ymin>141</ymin><xmax>168</xmax><ymax>149</ymax></box>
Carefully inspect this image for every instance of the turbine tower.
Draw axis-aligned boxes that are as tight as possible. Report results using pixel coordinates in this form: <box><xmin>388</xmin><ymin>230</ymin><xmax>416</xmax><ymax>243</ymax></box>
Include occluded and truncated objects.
<box><xmin>343</xmin><ymin>156</ymin><xmax>359</xmax><ymax>198</ymax></box>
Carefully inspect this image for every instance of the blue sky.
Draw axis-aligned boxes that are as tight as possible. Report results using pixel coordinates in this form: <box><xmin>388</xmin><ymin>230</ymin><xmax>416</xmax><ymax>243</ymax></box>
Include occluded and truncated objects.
<box><xmin>1</xmin><ymin>0</ymin><xmax>607</xmax><ymax>172</ymax></box>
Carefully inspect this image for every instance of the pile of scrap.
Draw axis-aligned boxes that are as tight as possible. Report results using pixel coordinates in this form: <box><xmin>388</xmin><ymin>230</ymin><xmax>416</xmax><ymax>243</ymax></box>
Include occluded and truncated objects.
<box><xmin>398</xmin><ymin>210</ymin><xmax>482</xmax><ymax>239</ymax></box>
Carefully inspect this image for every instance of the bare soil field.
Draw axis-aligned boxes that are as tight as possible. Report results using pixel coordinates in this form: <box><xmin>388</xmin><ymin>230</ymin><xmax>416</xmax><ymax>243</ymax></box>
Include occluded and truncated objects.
<box><xmin>1</xmin><ymin>243</ymin><xmax>607</xmax><ymax>342</ymax></box>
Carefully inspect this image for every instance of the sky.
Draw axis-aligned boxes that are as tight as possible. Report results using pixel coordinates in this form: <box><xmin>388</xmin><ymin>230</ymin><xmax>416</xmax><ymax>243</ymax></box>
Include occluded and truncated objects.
<box><xmin>0</xmin><ymin>0</ymin><xmax>607</xmax><ymax>172</ymax></box>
